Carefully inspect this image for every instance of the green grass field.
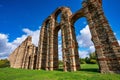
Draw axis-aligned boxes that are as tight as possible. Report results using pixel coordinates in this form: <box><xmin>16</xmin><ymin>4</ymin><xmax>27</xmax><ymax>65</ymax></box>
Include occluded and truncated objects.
<box><xmin>0</xmin><ymin>64</ymin><xmax>120</xmax><ymax>80</ymax></box>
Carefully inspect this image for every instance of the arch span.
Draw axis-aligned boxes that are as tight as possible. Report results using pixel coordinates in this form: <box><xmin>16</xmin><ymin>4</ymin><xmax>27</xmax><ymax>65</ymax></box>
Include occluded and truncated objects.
<box><xmin>37</xmin><ymin>6</ymin><xmax>80</xmax><ymax>71</ymax></box>
<box><xmin>37</xmin><ymin>0</ymin><xmax>120</xmax><ymax>73</ymax></box>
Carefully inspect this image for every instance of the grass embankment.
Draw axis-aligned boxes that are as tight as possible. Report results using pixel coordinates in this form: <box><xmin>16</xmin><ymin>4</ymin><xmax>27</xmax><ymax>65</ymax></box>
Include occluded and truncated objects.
<box><xmin>0</xmin><ymin>64</ymin><xmax>120</xmax><ymax>80</ymax></box>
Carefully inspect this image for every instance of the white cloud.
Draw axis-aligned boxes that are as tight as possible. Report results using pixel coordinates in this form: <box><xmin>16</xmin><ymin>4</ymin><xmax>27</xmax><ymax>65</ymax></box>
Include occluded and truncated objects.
<box><xmin>77</xmin><ymin>25</ymin><xmax>94</xmax><ymax>48</ymax></box>
<box><xmin>58</xmin><ymin>44</ymin><xmax>62</xmax><ymax>60</ymax></box>
<box><xmin>78</xmin><ymin>50</ymin><xmax>89</xmax><ymax>58</ymax></box>
<box><xmin>89</xmin><ymin>46</ymin><xmax>95</xmax><ymax>53</ymax></box>
<box><xmin>0</xmin><ymin>25</ymin><xmax>95</xmax><ymax>59</ymax></box>
<box><xmin>1</xmin><ymin>24</ymin><xmax>119</xmax><ymax>60</ymax></box>
<box><xmin>0</xmin><ymin>33</ymin><xmax>13</xmax><ymax>59</ymax></box>
<box><xmin>0</xmin><ymin>28</ymin><xmax>40</xmax><ymax>59</ymax></box>
<box><xmin>58</xmin><ymin>30</ymin><xmax>62</xmax><ymax>60</ymax></box>
<box><xmin>77</xmin><ymin>25</ymin><xmax>95</xmax><ymax>58</ymax></box>
<box><xmin>57</xmin><ymin>25</ymin><xmax>95</xmax><ymax>59</ymax></box>
<box><xmin>77</xmin><ymin>25</ymin><xmax>120</xmax><ymax>58</ymax></box>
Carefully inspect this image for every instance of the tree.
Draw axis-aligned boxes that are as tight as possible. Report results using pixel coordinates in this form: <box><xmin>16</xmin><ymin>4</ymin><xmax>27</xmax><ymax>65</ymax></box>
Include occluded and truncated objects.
<box><xmin>89</xmin><ymin>52</ymin><xmax>96</xmax><ymax>60</ymax></box>
<box><xmin>89</xmin><ymin>52</ymin><xmax>97</xmax><ymax>64</ymax></box>
<box><xmin>80</xmin><ymin>58</ymin><xmax>86</xmax><ymax>64</ymax></box>
<box><xmin>80</xmin><ymin>52</ymin><xmax>97</xmax><ymax>64</ymax></box>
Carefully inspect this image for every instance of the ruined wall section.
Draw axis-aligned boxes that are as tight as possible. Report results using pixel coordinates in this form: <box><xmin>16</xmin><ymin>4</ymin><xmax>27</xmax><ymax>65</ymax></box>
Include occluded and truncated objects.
<box><xmin>9</xmin><ymin>36</ymin><xmax>37</xmax><ymax>69</ymax></box>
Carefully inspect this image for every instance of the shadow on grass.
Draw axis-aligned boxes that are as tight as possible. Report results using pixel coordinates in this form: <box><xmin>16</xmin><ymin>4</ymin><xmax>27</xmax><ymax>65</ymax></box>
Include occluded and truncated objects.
<box><xmin>54</xmin><ymin>68</ymin><xmax>99</xmax><ymax>73</ymax></box>
<box><xmin>80</xmin><ymin>68</ymin><xmax>99</xmax><ymax>73</ymax></box>
<box><xmin>56</xmin><ymin>69</ymin><xmax>63</xmax><ymax>71</ymax></box>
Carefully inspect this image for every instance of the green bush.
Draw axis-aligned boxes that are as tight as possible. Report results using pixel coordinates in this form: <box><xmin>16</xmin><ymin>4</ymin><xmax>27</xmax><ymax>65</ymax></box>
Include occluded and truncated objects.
<box><xmin>0</xmin><ymin>59</ymin><xmax>10</xmax><ymax>68</ymax></box>
<box><xmin>59</xmin><ymin>60</ymin><xmax>63</xmax><ymax>65</ymax></box>
<box><xmin>85</xmin><ymin>57</ymin><xmax>90</xmax><ymax>64</ymax></box>
<box><xmin>89</xmin><ymin>59</ymin><xmax>97</xmax><ymax>64</ymax></box>
<box><xmin>80</xmin><ymin>58</ymin><xmax>86</xmax><ymax>64</ymax></box>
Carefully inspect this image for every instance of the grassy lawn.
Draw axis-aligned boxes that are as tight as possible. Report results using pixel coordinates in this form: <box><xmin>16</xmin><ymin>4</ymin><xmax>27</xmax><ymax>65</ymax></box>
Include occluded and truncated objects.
<box><xmin>0</xmin><ymin>64</ymin><xmax>120</xmax><ymax>80</ymax></box>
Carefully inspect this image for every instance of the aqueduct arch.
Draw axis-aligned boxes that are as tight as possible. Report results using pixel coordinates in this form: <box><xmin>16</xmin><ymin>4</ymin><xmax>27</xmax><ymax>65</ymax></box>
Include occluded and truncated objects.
<box><xmin>37</xmin><ymin>0</ymin><xmax>120</xmax><ymax>73</ymax></box>
<box><xmin>36</xmin><ymin>7</ymin><xmax>80</xmax><ymax>71</ymax></box>
<box><xmin>9</xmin><ymin>0</ymin><xmax>120</xmax><ymax>73</ymax></box>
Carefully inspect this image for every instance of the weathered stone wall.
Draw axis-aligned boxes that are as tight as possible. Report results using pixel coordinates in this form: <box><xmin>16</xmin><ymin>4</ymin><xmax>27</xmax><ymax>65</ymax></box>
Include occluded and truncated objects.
<box><xmin>82</xmin><ymin>0</ymin><xmax>120</xmax><ymax>73</ymax></box>
<box><xmin>9</xmin><ymin>36</ymin><xmax>37</xmax><ymax>69</ymax></box>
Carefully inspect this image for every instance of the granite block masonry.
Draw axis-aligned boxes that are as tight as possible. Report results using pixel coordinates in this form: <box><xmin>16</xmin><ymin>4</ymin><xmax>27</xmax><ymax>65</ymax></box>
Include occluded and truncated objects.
<box><xmin>9</xmin><ymin>0</ymin><xmax>120</xmax><ymax>73</ymax></box>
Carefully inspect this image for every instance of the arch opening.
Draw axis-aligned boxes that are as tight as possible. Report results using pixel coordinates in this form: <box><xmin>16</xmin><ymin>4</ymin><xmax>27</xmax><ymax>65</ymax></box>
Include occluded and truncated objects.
<box><xmin>73</xmin><ymin>17</ymin><xmax>99</xmax><ymax>72</ymax></box>
<box><xmin>53</xmin><ymin>12</ymin><xmax>63</xmax><ymax>70</ymax></box>
<box><xmin>33</xmin><ymin>55</ymin><xmax>37</xmax><ymax>69</ymax></box>
<box><xmin>58</xmin><ymin>30</ymin><xmax>63</xmax><ymax>70</ymax></box>
<box><xmin>28</xmin><ymin>56</ymin><xmax>31</xmax><ymax>69</ymax></box>
<box><xmin>56</xmin><ymin>13</ymin><xmax>61</xmax><ymax>23</ymax></box>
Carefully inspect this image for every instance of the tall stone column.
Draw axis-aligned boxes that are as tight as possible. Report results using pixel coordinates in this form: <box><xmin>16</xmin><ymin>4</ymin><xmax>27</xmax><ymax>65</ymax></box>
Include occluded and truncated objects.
<box><xmin>61</xmin><ymin>24</ymin><xmax>71</xmax><ymax>71</ymax></box>
<box><xmin>64</xmin><ymin>9</ymin><xmax>80</xmax><ymax>71</ymax></box>
<box><xmin>61</xmin><ymin>23</ymin><xmax>80</xmax><ymax>71</ymax></box>
<box><xmin>70</xmin><ymin>25</ymin><xmax>80</xmax><ymax>71</ymax></box>
<box><xmin>45</xmin><ymin>18</ymin><xmax>54</xmax><ymax>70</ymax></box>
<box><xmin>83</xmin><ymin>0</ymin><xmax>120</xmax><ymax>73</ymax></box>
<box><xmin>41</xmin><ymin>26</ymin><xmax>48</xmax><ymax>69</ymax></box>
<box><xmin>48</xmin><ymin>27</ymin><xmax>54</xmax><ymax>71</ymax></box>
<box><xmin>36</xmin><ymin>25</ymin><xmax>48</xmax><ymax>70</ymax></box>
<box><xmin>45</xmin><ymin>26</ymin><xmax>50</xmax><ymax>70</ymax></box>
<box><xmin>48</xmin><ymin>17</ymin><xmax>55</xmax><ymax>71</ymax></box>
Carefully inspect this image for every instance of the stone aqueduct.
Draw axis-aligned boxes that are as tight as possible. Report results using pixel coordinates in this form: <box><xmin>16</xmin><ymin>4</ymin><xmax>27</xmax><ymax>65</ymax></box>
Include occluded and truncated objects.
<box><xmin>9</xmin><ymin>0</ymin><xmax>120</xmax><ymax>73</ymax></box>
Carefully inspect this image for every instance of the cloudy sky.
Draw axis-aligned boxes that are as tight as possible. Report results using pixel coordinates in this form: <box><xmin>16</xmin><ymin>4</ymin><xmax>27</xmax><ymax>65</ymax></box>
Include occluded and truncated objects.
<box><xmin>0</xmin><ymin>0</ymin><xmax>120</xmax><ymax>59</ymax></box>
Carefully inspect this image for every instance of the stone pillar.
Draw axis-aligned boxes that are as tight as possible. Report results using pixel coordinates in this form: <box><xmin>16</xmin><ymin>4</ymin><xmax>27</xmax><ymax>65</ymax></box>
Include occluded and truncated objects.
<box><xmin>41</xmin><ymin>27</ymin><xmax>47</xmax><ymax>69</ymax></box>
<box><xmin>36</xmin><ymin>25</ymin><xmax>48</xmax><ymax>70</ymax></box>
<box><xmin>48</xmin><ymin>18</ymin><xmax>55</xmax><ymax>71</ymax></box>
<box><xmin>45</xmin><ymin>26</ymin><xmax>50</xmax><ymax>70</ymax></box>
<box><xmin>61</xmin><ymin>23</ymin><xmax>80</xmax><ymax>71</ymax></box>
<box><xmin>61</xmin><ymin>24</ymin><xmax>71</xmax><ymax>71</ymax></box>
<box><xmin>83</xmin><ymin>0</ymin><xmax>120</xmax><ymax>73</ymax></box>
<box><xmin>59</xmin><ymin>8</ymin><xmax>80</xmax><ymax>71</ymax></box>
<box><xmin>70</xmin><ymin>25</ymin><xmax>80</xmax><ymax>71</ymax></box>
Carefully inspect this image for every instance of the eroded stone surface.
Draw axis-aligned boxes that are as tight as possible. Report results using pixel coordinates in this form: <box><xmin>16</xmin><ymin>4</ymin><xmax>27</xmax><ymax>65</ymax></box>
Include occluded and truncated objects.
<box><xmin>9</xmin><ymin>36</ymin><xmax>37</xmax><ymax>69</ymax></box>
